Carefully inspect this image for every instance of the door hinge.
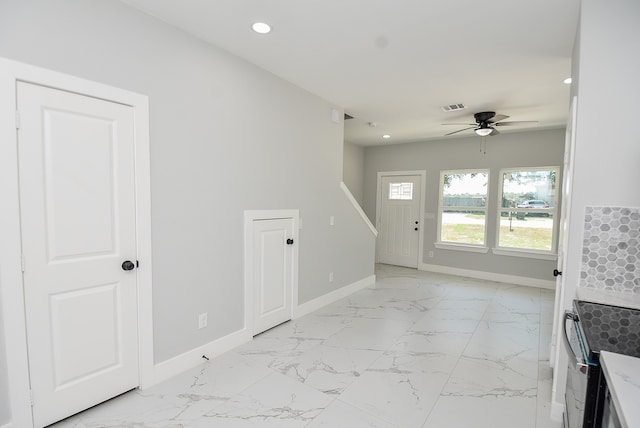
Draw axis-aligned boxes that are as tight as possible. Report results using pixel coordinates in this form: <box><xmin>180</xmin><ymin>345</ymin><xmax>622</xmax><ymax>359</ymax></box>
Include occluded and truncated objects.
<box><xmin>21</xmin><ymin>254</ymin><xmax>25</xmax><ymax>272</ymax></box>
<box><xmin>16</xmin><ymin>111</ymin><xmax>21</xmax><ymax>129</ymax></box>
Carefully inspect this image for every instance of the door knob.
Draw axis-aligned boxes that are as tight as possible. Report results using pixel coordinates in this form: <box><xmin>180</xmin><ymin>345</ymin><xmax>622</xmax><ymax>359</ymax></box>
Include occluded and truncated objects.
<box><xmin>414</xmin><ymin>227</ymin><xmax>418</xmax><ymax>231</ymax></box>
<box><xmin>122</xmin><ymin>260</ymin><xmax>135</xmax><ymax>271</ymax></box>
<box><xmin>286</xmin><ymin>238</ymin><xmax>294</xmax><ymax>245</ymax></box>
<box><xmin>553</xmin><ymin>269</ymin><xmax>562</xmax><ymax>277</ymax></box>
<box><xmin>415</xmin><ymin>221</ymin><xmax>419</xmax><ymax>224</ymax></box>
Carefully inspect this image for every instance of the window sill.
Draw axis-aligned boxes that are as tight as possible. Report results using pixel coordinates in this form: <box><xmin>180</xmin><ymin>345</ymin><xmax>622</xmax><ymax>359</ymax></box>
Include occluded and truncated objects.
<box><xmin>491</xmin><ymin>247</ymin><xmax>558</xmax><ymax>260</ymax></box>
<box><xmin>434</xmin><ymin>242</ymin><xmax>489</xmax><ymax>253</ymax></box>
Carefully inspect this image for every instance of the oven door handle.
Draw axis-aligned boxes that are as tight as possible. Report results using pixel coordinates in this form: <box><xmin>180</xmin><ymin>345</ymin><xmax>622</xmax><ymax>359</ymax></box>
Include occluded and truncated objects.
<box><xmin>562</xmin><ymin>310</ymin><xmax>589</xmax><ymax>374</ymax></box>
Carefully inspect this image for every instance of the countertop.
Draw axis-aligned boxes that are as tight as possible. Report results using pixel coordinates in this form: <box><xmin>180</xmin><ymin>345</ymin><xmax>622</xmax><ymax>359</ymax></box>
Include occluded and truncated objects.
<box><xmin>600</xmin><ymin>351</ymin><xmax>640</xmax><ymax>428</ymax></box>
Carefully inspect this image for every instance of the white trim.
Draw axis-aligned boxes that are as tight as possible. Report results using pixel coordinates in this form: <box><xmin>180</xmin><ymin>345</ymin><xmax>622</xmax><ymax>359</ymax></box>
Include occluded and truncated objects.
<box><xmin>375</xmin><ymin>170</ymin><xmax>426</xmax><ymax>267</ymax></box>
<box><xmin>551</xmin><ymin>96</ymin><xmax>579</xmax><ymax>371</ymax></box>
<box><xmin>0</xmin><ymin>423</ymin><xmax>14</xmax><ymax>428</ymax></box>
<box><xmin>243</xmin><ymin>210</ymin><xmax>300</xmax><ymax>337</ymax></box>
<box><xmin>434</xmin><ymin>242</ymin><xmax>490</xmax><ymax>253</ymax></box>
<box><xmin>294</xmin><ymin>275</ymin><xmax>376</xmax><ymax>318</ymax></box>
<box><xmin>419</xmin><ymin>263</ymin><xmax>556</xmax><ymax>289</ymax></box>
<box><xmin>340</xmin><ymin>182</ymin><xmax>377</xmax><ymax>237</ymax></box>
<box><xmin>152</xmin><ymin>328</ymin><xmax>252</xmax><ymax>383</ymax></box>
<box><xmin>491</xmin><ymin>248</ymin><xmax>558</xmax><ymax>260</ymax></box>
<box><xmin>153</xmin><ymin>273</ymin><xmax>377</xmax><ymax>381</ymax></box>
<box><xmin>550</xmin><ymin>400</ymin><xmax>565</xmax><ymax>422</ymax></box>
<box><xmin>0</xmin><ymin>57</ymin><xmax>153</xmax><ymax>426</ymax></box>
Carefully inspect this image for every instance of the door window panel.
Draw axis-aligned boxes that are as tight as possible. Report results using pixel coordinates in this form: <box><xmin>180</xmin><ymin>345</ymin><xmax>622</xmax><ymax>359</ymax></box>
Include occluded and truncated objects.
<box><xmin>389</xmin><ymin>182</ymin><xmax>413</xmax><ymax>200</ymax></box>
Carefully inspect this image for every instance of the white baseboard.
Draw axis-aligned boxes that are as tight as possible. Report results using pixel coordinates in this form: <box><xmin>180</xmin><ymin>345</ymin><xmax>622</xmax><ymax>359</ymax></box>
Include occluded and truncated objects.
<box><xmin>146</xmin><ymin>327</ymin><xmax>252</xmax><ymax>389</ymax></box>
<box><xmin>419</xmin><ymin>263</ymin><xmax>556</xmax><ymax>289</ymax></box>
<box><xmin>294</xmin><ymin>275</ymin><xmax>376</xmax><ymax>318</ymax></box>
<box><xmin>144</xmin><ymin>275</ymin><xmax>375</xmax><ymax>388</ymax></box>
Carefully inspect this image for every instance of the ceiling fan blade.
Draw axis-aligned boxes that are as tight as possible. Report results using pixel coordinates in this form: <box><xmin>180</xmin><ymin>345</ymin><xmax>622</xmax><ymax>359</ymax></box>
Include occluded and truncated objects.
<box><xmin>494</xmin><ymin>120</ymin><xmax>538</xmax><ymax>127</ymax></box>
<box><xmin>445</xmin><ymin>126</ymin><xmax>476</xmax><ymax>136</ymax></box>
<box><xmin>492</xmin><ymin>114</ymin><xmax>510</xmax><ymax>123</ymax></box>
<box><xmin>442</xmin><ymin>123</ymin><xmax>476</xmax><ymax>126</ymax></box>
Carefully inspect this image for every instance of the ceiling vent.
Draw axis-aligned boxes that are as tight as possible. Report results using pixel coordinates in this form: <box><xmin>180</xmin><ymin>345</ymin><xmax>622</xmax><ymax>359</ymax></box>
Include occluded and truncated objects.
<box><xmin>344</xmin><ymin>113</ymin><xmax>354</xmax><ymax>120</ymax></box>
<box><xmin>441</xmin><ymin>103</ymin><xmax>466</xmax><ymax>112</ymax></box>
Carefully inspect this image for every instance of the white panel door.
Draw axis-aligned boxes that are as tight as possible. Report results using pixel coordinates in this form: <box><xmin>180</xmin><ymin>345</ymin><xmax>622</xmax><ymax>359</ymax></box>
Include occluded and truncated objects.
<box><xmin>17</xmin><ymin>82</ymin><xmax>139</xmax><ymax>427</ymax></box>
<box><xmin>378</xmin><ymin>175</ymin><xmax>422</xmax><ymax>268</ymax></box>
<box><xmin>253</xmin><ymin>218</ymin><xmax>294</xmax><ymax>335</ymax></box>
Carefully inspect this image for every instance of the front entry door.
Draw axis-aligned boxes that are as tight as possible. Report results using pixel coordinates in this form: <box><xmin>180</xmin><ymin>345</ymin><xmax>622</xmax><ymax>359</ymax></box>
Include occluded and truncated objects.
<box><xmin>17</xmin><ymin>82</ymin><xmax>139</xmax><ymax>427</ymax></box>
<box><xmin>378</xmin><ymin>175</ymin><xmax>422</xmax><ymax>268</ymax></box>
<box><xmin>252</xmin><ymin>218</ymin><xmax>295</xmax><ymax>335</ymax></box>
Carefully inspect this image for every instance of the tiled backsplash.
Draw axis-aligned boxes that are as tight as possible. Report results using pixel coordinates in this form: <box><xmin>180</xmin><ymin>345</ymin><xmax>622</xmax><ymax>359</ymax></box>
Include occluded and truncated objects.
<box><xmin>580</xmin><ymin>206</ymin><xmax>640</xmax><ymax>294</ymax></box>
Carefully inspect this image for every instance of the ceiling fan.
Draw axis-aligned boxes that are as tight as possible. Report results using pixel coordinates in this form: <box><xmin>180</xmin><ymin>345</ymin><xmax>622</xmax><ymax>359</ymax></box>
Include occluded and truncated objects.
<box><xmin>443</xmin><ymin>111</ymin><xmax>537</xmax><ymax>137</ymax></box>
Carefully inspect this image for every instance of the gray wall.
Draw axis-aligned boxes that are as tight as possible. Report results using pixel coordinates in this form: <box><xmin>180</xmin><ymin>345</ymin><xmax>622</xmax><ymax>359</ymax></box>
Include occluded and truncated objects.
<box><xmin>0</xmin><ymin>0</ymin><xmax>374</xmax><ymax>381</ymax></box>
<box><xmin>552</xmin><ymin>0</ymin><xmax>640</xmax><ymax>409</ymax></box>
<box><xmin>343</xmin><ymin>142</ymin><xmax>365</xmax><ymax>205</ymax></box>
<box><xmin>364</xmin><ymin>128</ymin><xmax>565</xmax><ymax>280</ymax></box>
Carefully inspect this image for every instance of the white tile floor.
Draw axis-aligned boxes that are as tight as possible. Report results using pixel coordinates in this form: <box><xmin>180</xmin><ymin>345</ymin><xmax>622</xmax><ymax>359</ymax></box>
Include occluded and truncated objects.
<box><xmin>51</xmin><ymin>264</ymin><xmax>562</xmax><ymax>428</ymax></box>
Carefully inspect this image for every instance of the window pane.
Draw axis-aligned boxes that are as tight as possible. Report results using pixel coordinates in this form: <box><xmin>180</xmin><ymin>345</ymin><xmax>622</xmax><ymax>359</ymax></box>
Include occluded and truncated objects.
<box><xmin>441</xmin><ymin>210</ymin><xmax>486</xmax><ymax>245</ymax></box>
<box><xmin>499</xmin><ymin>211</ymin><xmax>553</xmax><ymax>251</ymax></box>
<box><xmin>498</xmin><ymin>168</ymin><xmax>558</xmax><ymax>252</ymax></box>
<box><xmin>501</xmin><ymin>170</ymin><xmax>555</xmax><ymax>210</ymax></box>
<box><xmin>443</xmin><ymin>173</ymin><xmax>488</xmax><ymax>207</ymax></box>
<box><xmin>389</xmin><ymin>182</ymin><xmax>413</xmax><ymax>200</ymax></box>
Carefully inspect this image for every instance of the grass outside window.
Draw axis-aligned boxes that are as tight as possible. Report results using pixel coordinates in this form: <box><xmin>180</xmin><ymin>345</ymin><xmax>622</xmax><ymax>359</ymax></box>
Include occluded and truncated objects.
<box><xmin>442</xmin><ymin>214</ymin><xmax>553</xmax><ymax>250</ymax></box>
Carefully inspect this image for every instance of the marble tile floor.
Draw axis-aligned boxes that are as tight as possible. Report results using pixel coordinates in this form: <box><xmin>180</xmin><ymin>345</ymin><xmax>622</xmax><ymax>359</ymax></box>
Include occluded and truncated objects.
<box><xmin>51</xmin><ymin>264</ymin><xmax>561</xmax><ymax>428</ymax></box>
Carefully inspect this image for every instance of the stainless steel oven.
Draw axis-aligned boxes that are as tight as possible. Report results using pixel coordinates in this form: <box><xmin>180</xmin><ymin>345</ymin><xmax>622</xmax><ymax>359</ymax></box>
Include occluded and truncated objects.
<box><xmin>563</xmin><ymin>300</ymin><xmax>640</xmax><ymax>428</ymax></box>
<box><xmin>563</xmin><ymin>306</ymin><xmax>604</xmax><ymax>428</ymax></box>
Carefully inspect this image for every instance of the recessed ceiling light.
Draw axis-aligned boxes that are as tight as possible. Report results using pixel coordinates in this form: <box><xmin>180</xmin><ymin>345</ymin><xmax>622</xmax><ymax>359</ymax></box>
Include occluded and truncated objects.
<box><xmin>382</xmin><ymin>134</ymin><xmax>391</xmax><ymax>139</ymax></box>
<box><xmin>564</xmin><ymin>77</ymin><xmax>572</xmax><ymax>84</ymax></box>
<box><xmin>252</xmin><ymin>22</ymin><xmax>271</xmax><ymax>34</ymax></box>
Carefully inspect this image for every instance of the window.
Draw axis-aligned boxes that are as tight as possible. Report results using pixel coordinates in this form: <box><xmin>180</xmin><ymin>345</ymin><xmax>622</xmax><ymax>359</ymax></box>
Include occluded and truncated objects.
<box><xmin>438</xmin><ymin>170</ymin><xmax>489</xmax><ymax>246</ymax></box>
<box><xmin>388</xmin><ymin>182</ymin><xmax>413</xmax><ymax>200</ymax></box>
<box><xmin>497</xmin><ymin>167</ymin><xmax>559</xmax><ymax>253</ymax></box>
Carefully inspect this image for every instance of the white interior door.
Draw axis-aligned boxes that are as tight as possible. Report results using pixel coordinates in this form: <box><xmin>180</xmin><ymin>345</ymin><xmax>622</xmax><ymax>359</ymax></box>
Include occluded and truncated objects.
<box><xmin>252</xmin><ymin>218</ymin><xmax>295</xmax><ymax>335</ymax></box>
<box><xmin>17</xmin><ymin>82</ymin><xmax>139</xmax><ymax>427</ymax></box>
<box><xmin>378</xmin><ymin>175</ymin><xmax>422</xmax><ymax>268</ymax></box>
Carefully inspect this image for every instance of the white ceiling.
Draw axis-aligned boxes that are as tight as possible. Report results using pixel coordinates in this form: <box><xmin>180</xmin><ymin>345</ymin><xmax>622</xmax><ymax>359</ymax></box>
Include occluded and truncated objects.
<box><xmin>121</xmin><ymin>0</ymin><xmax>581</xmax><ymax>146</ymax></box>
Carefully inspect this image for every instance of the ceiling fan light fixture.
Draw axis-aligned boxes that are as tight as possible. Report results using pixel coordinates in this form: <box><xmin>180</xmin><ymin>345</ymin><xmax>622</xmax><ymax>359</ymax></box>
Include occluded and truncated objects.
<box><xmin>475</xmin><ymin>127</ymin><xmax>493</xmax><ymax>137</ymax></box>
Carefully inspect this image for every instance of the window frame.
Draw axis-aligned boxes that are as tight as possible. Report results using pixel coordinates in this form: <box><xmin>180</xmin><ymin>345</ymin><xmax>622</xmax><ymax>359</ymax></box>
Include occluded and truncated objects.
<box><xmin>494</xmin><ymin>166</ymin><xmax>560</xmax><ymax>258</ymax></box>
<box><xmin>436</xmin><ymin>169</ymin><xmax>490</xmax><ymax>252</ymax></box>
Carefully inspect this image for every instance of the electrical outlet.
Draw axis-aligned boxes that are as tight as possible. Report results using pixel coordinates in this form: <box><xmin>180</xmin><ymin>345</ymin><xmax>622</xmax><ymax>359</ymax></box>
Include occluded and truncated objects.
<box><xmin>429</xmin><ymin>251</ymin><xmax>434</xmax><ymax>258</ymax></box>
<box><xmin>329</xmin><ymin>272</ymin><xmax>334</xmax><ymax>282</ymax></box>
<box><xmin>198</xmin><ymin>313</ymin><xmax>208</xmax><ymax>329</ymax></box>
